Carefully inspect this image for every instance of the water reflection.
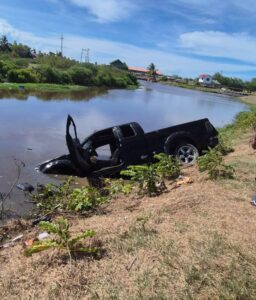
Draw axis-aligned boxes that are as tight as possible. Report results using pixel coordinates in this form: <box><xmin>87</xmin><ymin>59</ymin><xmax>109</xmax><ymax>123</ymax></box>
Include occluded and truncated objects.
<box><xmin>0</xmin><ymin>87</ymin><xmax>106</xmax><ymax>101</ymax></box>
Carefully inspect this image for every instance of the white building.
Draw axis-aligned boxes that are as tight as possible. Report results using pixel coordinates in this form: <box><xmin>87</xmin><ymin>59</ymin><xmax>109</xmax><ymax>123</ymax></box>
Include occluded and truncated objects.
<box><xmin>198</xmin><ymin>74</ymin><xmax>213</xmax><ymax>86</ymax></box>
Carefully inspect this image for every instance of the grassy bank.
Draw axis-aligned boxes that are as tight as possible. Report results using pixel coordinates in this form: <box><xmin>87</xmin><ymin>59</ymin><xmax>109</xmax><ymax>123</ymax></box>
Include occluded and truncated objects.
<box><xmin>159</xmin><ymin>80</ymin><xmax>251</xmax><ymax>98</ymax></box>
<box><xmin>0</xmin><ymin>101</ymin><xmax>256</xmax><ymax>299</ymax></box>
<box><xmin>160</xmin><ymin>80</ymin><xmax>221</xmax><ymax>94</ymax></box>
<box><xmin>0</xmin><ymin>82</ymin><xmax>90</xmax><ymax>92</ymax></box>
<box><xmin>0</xmin><ymin>82</ymin><xmax>138</xmax><ymax>93</ymax></box>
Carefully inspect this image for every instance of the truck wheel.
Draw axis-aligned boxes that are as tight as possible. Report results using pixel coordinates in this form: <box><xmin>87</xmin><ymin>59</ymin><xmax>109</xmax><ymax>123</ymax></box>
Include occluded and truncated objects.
<box><xmin>175</xmin><ymin>143</ymin><xmax>199</xmax><ymax>165</ymax></box>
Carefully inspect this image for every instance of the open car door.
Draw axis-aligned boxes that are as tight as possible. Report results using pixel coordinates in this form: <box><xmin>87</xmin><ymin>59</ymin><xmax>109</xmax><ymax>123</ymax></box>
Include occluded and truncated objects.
<box><xmin>38</xmin><ymin>115</ymin><xmax>91</xmax><ymax>176</ymax></box>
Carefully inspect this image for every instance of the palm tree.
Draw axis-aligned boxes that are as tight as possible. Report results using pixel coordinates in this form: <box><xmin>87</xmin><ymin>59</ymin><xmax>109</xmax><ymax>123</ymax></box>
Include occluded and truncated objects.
<box><xmin>0</xmin><ymin>35</ymin><xmax>11</xmax><ymax>52</ymax></box>
<box><xmin>147</xmin><ymin>63</ymin><xmax>157</xmax><ymax>81</ymax></box>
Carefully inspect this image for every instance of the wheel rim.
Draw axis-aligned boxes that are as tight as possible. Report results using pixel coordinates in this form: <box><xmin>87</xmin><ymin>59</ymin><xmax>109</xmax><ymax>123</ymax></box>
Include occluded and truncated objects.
<box><xmin>176</xmin><ymin>145</ymin><xmax>198</xmax><ymax>164</ymax></box>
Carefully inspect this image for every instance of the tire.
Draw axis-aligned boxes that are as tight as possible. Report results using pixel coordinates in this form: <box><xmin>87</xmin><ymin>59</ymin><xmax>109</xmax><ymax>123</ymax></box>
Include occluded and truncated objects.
<box><xmin>174</xmin><ymin>143</ymin><xmax>199</xmax><ymax>165</ymax></box>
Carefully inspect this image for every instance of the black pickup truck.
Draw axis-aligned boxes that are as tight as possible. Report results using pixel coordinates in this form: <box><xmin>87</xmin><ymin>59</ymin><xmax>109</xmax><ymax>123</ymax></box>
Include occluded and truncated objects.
<box><xmin>38</xmin><ymin>115</ymin><xmax>218</xmax><ymax>177</ymax></box>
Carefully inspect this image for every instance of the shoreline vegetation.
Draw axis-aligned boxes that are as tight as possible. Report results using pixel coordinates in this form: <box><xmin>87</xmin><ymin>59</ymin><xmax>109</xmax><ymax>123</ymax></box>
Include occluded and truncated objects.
<box><xmin>159</xmin><ymin>79</ymin><xmax>249</xmax><ymax>97</ymax></box>
<box><xmin>0</xmin><ymin>35</ymin><xmax>138</xmax><ymax>91</ymax></box>
<box><xmin>0</xmin><ymin>82</ymin><xmax>137</xmax><ymax>93</ymax></box>
<box><xmin>158</xmin><ymin>79</ymin><xmax>256</xmax><ymax>106</ymax></box>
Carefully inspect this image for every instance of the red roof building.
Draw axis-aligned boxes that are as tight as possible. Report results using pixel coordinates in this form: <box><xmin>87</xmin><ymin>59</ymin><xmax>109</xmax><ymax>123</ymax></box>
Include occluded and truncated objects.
<box><xmin>128</xmin><ymin>66</ymin><xmax>162</xmax><ymax>76</ymax></box>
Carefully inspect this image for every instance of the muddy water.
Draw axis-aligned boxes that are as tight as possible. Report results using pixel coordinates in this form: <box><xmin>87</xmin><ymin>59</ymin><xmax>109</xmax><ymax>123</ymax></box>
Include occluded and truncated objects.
<box><xmin>0</xmin><ymin>82</ymin><xmax>247</xmax><ymax>216</ymax></box>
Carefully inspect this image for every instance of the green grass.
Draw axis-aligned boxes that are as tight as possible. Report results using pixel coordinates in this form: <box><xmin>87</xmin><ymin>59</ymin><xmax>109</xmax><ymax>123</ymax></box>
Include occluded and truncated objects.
<box><xmin>160</xmin><ymin>80</ymin><xmax>223</xmax><ymax>94</ymax></box>
<box><xmin>0</xmin><ymin>82</ymin><xmax>90</xmax><ymax>92</ymax></box>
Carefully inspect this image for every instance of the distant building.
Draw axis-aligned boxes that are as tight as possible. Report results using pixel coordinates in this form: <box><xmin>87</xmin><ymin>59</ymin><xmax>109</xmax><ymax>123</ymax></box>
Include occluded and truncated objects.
<box><xmin>128</xmin><ymin>66</ymin><xmax>162</xmax><ymax>77</ymax></box>
<box><xmin>198</xmin><ymin>74</ymin><xmax>220</xmax><ymax>87</ymax></box>
<box><xmin>198</xmin><ymin>74</ymin><xmax>213</xmax><ymax>85</ymax></box>
<box><xmin>110</xmin><ymin>59</ymin><xmax>128</xmax><ymax>70</ymax></box>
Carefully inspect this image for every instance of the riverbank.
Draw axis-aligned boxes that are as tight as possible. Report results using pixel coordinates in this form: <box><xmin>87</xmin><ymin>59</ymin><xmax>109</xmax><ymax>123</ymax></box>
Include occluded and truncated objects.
<box><xmin>239</xmin><ymin>94</ymin><xmax>256</xmax><ymax>105</ymax></box>
<box><xmin>0</xmin><ymin>83</ymin><xmax>91</xmax><ymax>92</ymax></box>
<box><xmin>159</xmin><ymin>80</ymin><xmax>249</xmax><ymax>98</ymax></box>
<box><xmin>0</xmin><ymin>82</ymin><xmax>138</xmax><ymax>93</ymax></box>
<box><xmin>0</xmin><ymin>107</ymin><xmax>256</xmax><ymax>298</ymax></box>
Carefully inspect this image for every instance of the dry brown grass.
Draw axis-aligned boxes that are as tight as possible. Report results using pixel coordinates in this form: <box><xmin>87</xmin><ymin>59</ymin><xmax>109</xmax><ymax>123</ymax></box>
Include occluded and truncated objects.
<box><xmin>0</xmin><ymin>133</ymin><xmax>256</xmax><ymax>300</ymax></box>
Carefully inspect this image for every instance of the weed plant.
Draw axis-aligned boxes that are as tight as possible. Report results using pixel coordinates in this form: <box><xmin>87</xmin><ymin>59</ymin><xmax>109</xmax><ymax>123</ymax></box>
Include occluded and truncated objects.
<box><xmin>104</xmin><ymin>178</ymin><xmax>133</xmax><ymax>197</ymax></box>
<box><xmin>25</xmin><ymin>217</ymin><xmax>99</xmax><ymax>257</ymax></box>
<box><xmin>33</xmin><ymin>178</ymin><xmax>107</xmax><ymax>214</ymax></box>
<box><xmin>121</xmin><ymin>153</ymin><xmax>181</xmax><ymax>196</ymax></box>
<box><xmin>197</xmin><ymin>148</ymin><xmax>235</xmax><ymax>180</ymax></box>
<box><xmin>154</xmin><ymin>153</ymin><xmax>181</xmax><ymax>179</ymax></box>
<box><xmin>121</xmin><ymin>164</ymin><xmax>164</xmax><ymax>197</ymax></box>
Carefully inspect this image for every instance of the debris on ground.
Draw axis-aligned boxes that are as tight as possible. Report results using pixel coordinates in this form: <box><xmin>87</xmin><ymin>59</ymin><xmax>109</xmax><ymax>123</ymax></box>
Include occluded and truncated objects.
<box><xmin>31</xmin><ymin>215</ymin><xmax>51</xmax><ymax>226</ymax></box>
<box><xmin>174</xmin><ymin>175</ymin><xmax>193</xmax><ymax>187</ymax></box>
<box><xmin>38</xmin><ymin>232</ymin><xmax>50</xmax><ymax>241</ymax></box>
<box><xmin>252</xmin><ymin>134</ymin><xmax>256</xmax><ymax>150</ymax></box>
<box><xmin>0</xmin><ymin>234</ymin><xmax>23</xmax><ymax>249</ymax></box>
<box><xmin>23</xmin><ymin>238</ymin><xmax>35</xmax><ymax>248</ymax></box>
<box><xmin>251</xmin><ymin>195</ymin><xmax>256</xmax><ymax>207</ymax></box>
<box><xmin>16</xmin><ymin>183</ymin><xmax>34</xmax><ymax>193</ymax></box>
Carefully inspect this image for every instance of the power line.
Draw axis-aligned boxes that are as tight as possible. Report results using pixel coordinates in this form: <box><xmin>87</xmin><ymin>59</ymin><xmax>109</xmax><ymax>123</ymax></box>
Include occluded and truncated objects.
<box><xmin>60</xmin><ymin>34</ymin><xmax>64</xmax><ymax>56</ymax></box>
<box><xmin>80</xmin><ymin>48</ymin><xmax>90</xmax><ymax>63</ymax></box>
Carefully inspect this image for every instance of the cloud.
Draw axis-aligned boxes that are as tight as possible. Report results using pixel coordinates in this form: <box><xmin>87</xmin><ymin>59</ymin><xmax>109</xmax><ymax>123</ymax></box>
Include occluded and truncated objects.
<box><xmin>179</xmin><ymin>31</ymin><xmax>256</xmax><ymax>64</ymax></box>
<box><xmin>0</xmin><ymin>18</ymin><xmax>59</xmax><ymax>52</ymax></box>
<box><xmin>1</xmin><ymin>18</ymin><xmax>256</xmax><ymax>78</ymax></box>
<box><xmin>68</xmin><ymin>0</ymin><xmax>136</xmax><ymax>23</ymax></box>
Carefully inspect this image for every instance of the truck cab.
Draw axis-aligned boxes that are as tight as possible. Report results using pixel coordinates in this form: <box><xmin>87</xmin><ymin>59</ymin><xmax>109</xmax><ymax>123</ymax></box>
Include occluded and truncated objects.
<box><xmin>81</xmin><ymin>122</ymin><xmax>148</xmax><ymax>169</ymax></box>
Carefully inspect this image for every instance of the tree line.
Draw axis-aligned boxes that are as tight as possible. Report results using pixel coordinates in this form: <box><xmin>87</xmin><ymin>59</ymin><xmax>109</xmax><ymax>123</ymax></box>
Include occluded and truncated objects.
<box><xmin>0</xmin><ymin>35</ymin><xmax>137</xmax><ymax>88</ymax></box>
<box><xmin>212</xmin><ymin>73</ymin><xmax>256</xmax><ymax>92</ymax></box>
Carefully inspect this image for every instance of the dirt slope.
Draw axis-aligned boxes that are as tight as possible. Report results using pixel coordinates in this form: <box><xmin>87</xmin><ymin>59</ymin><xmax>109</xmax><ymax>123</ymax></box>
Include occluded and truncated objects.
<box><xmin>0</xmin><ymin>132</ymin><xmax>256</xmax><ymax>300</ymax></box>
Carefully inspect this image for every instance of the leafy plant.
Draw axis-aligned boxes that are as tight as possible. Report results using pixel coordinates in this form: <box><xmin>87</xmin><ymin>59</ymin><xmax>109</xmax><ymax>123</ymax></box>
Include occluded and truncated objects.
<box><xmin>104</xmin><ymin>178</ymin><xmax>133</xmax><ymax>197</ymax></box>
<box><xmin>154</xmin><ymin>153</ymin><xmax>181</xmax><ymax>179</ymax></box>
<box><xmin>25</xmin><ymin>217</ymin><xmax>98</xmax><ymax>257</ymax></box>
<box><xmin>32</xmin><ymin>177</ymin><xmax>72</xmax><ymax>212</ymax></box>
<box><xmin>33</xmin><ymin>177</ymin><xmax>107</xmax><ymax>214</ymax></box>
<box><xmin>197</xmin><ymin>148</ymin><xmax>235</xmax><ymax>180</ymax></box>
<box><xmin>67</xmin><ymin>186</ymin><xmax>107</xmax><ymax>212</ymax></box>
<box><xmin>121</xmin><ymin>164</ymin><xmax>164</xmax><ymax>197</ymax></box>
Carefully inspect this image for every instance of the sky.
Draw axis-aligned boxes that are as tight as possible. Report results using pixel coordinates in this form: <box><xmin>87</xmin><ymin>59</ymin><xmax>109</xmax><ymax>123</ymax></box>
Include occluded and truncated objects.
<box><xmin>0</xmin><ymin>0</ymin><xmax>256</xmax><ymax>79</ymax></box>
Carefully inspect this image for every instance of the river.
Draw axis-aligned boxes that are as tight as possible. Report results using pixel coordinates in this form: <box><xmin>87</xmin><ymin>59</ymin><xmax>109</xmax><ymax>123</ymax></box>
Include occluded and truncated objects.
<box><xmin>0</xmin><ymin>81</ymin><xmax>247</xmax><ymax>216</ymax></box>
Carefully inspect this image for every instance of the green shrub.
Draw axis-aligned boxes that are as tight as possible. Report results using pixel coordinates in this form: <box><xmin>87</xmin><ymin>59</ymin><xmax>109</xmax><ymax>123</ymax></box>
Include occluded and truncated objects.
<box><xmin>37</xmin><ymin>65</ymin><xmax>63</xmax><ymax>84</ymax></box>
<box><xmin>35</xmin><ymin>53</ymin><xmax>77</xmax><ymax>69</ymax></box>
<box><xmin>7</xmin><ymin>68</ymin><xmax>38</xmax><ymax>83</ymax></box>
<box><xmin>61</xmin><ymin>71</ymin><xmax>72</xmax><ymax>84</ymax></box>
<box><xmin>121</xmin><ymin>164</ymin><xmax>164</xmax><ymax>197</ymax></box>
<box><xmin>68</xmin><ymin>66</ymin><xmax>93</xmax><ymax>85</ymax></box>
<box><xmin>33</xmin><ymin>178</ymin><xmax>107</xmax><ymax>213</ymax></box>
<box><xmin>67</xmin><ymin>186</ymin><xmax>107</xmax><ymax>212</ymax></box>
<box><xmin>154</xmin><ymin>153</ymin><xmax>181</xmax><ymax>179</ymax></box>
<box><xmin>235</xmin><ymin>110</ymin><xmax>256</xmax><ymax>130</ymax></box>
<box><xmin>0</xmin><ymin>60</ymin><xmax>17</xmax><ymax>78</ymax></box>
<box><xmin>197</xmin><ymin>148</ymin><xmax>235</xmax><ymax>180</ymax></box>
<box><xmin>25</xmin><ymin>217</ymin><xmax>99</xmax><ymax>257</ymax></box>
<box><xmin>217</xmin><ymin>141</ymin><xmax>234</xmax><ymax>156</ymax></box>
<box><xmin>104</xmin><ymin>178</ymin><xmax>133</xmax><ymax>197</ymax></box>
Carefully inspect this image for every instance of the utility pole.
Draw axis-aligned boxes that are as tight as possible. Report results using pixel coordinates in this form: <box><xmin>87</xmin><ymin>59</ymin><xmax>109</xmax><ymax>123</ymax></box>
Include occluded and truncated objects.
<box><xmin>60</xmin><ymin>34</ymin><xmax>64</xmax><ymax>56</ymax></box>
<box><xmin>80</xmin><ymin>48</ymin><xmax>90</xmax><ymax>63</ymax></box>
